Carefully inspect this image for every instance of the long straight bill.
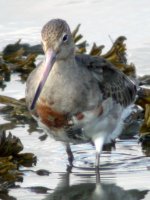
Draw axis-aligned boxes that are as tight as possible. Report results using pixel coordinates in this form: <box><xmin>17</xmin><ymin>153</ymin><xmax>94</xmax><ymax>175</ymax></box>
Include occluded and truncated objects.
<box><xmin>30</xmin><ymin>49</ymin><xmax>56</xmax><ymax>110</ymax></box>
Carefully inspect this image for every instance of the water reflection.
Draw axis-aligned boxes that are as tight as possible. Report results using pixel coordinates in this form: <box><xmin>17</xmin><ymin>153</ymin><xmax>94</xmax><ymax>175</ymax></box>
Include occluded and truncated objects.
<box><xmin>44</xmin><ymin>167</ymin><xmax>148</xmax><ymax>200</ymax></box>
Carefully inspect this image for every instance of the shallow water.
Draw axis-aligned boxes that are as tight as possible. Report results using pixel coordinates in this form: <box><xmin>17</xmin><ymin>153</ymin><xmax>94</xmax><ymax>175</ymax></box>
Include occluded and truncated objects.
<box><xmin>0</xmin><ymin>0</ymin><xmax>150</xmax><ymax>199</ymax></box>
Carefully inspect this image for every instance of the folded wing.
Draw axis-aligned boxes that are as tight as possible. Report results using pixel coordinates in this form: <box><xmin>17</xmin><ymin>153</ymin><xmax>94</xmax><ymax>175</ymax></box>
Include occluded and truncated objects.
<box><xmin>76</xmin><ymin>54</ymin><xmax>137</xmax><ymax>107</ymax></box>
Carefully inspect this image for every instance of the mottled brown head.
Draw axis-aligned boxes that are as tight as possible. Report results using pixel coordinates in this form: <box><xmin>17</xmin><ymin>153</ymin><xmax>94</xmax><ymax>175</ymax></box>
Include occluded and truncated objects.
<box><xmin>41</xmin><ymin>19</ymin><xmax>75</xmax><ymax>60</ymax></box>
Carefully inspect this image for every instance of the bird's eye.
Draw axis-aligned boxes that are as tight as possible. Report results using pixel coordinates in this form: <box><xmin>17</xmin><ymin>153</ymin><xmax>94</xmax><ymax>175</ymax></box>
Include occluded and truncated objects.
<box><xmin>62</xmin><ymin>34</ymin><xmax>68</xmax><ymax>42</ymax></box>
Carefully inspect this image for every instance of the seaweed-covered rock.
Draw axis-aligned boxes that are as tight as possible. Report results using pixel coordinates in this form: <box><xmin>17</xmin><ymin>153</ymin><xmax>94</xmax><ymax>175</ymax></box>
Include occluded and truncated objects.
<box><xmin>0</xmin><ymin>130</ymin><xmax>36</xmax><ymax>184</ymax></box>
<box><xmin>0</xmin><ymin>131</ymin><xmax>23</xmax><ymax>156</ymax></box>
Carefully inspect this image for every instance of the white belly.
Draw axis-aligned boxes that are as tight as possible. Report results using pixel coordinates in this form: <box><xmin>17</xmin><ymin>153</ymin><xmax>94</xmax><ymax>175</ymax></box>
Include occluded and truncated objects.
<box><xmin>72</xmin><ymin>98</ymin><xmax>135</xmax><ymax>144</ymax></box>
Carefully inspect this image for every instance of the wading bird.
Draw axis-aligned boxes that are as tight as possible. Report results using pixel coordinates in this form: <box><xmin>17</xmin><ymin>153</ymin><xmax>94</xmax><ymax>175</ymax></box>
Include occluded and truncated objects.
<box><xmin>26</xmin><ymin>19</ymin><xmax>137</xmax><ymax>168</ymax></box>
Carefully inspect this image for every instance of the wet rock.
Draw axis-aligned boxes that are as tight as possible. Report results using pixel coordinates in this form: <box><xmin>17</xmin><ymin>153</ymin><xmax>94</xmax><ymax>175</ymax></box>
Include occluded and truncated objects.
<box><xmin>27</xmin><ymin>186</ymin><xmax>51</xmax><ymax>194</ymax></box>
<box><xmin>39</xmin><ymin>134</ymin><xmax>48</xmax><ymax>141</ymax></box>
<box><xmin>36</xmin><ymin>169</ymin><xmax>50</xmax><ymax>176</ymax></box>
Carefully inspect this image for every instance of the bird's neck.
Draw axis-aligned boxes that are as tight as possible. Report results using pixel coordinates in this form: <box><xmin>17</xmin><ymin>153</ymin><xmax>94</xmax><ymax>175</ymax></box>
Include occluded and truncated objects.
<box><xmin>52</xmin><ymin>55</ymin><xmax>77</xmax><ymax>73</ymax></box>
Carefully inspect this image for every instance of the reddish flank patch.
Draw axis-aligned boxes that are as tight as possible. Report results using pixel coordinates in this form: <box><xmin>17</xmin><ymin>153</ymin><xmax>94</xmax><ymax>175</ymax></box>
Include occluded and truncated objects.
<box><xmin>36</xmin><ymin>102</ymin><xmax>68</xmax><ymax>129</ymax></box>
<box><xmin>75</xmin><ymin>112</ymin><xmax>84</xmax><ymax>120</ymax></box>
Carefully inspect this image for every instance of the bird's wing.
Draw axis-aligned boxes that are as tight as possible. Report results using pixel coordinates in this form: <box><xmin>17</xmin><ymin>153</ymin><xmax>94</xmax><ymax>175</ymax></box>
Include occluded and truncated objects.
<box><xmin>76</xmin><ymin>54</ymin><xmax>137</xmax><ymax>107</ymax></box>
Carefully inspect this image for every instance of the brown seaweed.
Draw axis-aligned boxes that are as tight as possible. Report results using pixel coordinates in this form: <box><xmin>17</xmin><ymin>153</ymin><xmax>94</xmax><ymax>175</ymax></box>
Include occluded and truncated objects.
<box><xmin>0</xmin><ymin>131</ymin><xmax>23</xmax><ymax>156</ymax></box>
<box><xmin>3</xmin><ymin>39</ymin><xmax>43</xmax><ymax>56</ymax></box>
<box><xmin>0</xmin><ymin>130</ymin><xmax>36</xmax><ymax>185</ymax></box>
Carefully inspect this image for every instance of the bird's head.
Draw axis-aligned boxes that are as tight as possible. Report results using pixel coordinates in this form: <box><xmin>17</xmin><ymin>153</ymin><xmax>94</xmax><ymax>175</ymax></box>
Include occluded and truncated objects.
<box><xmin>30</xmin><ymin>19</ymin><xmax>75</xmax><ymax>110</ymax></box>
<box><xmin>42</xmin><ymin>18</ymin><xmax>75</xmax><ymax>60</ymax></box>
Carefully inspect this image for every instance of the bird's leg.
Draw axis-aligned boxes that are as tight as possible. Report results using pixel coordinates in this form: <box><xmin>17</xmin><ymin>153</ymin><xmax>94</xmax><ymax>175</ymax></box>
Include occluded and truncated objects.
<box><xmin>95</xmin><ymin>166</ymin><xmax>100</xmax><ymax>183</ymax></box>
<box><xmin>95</xmin><ymin>151</ymin><xmax>100</xmax><ymax>168</ymax></box>
<box><xmin>93</xmin><ymin>136</ymin><xmax>105</xmax><ymax>169</ymax></box>
<box><xmin>66</xmin><ymin>143</ymin><xmax>74</xmax><ymax>166</ymax></box>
